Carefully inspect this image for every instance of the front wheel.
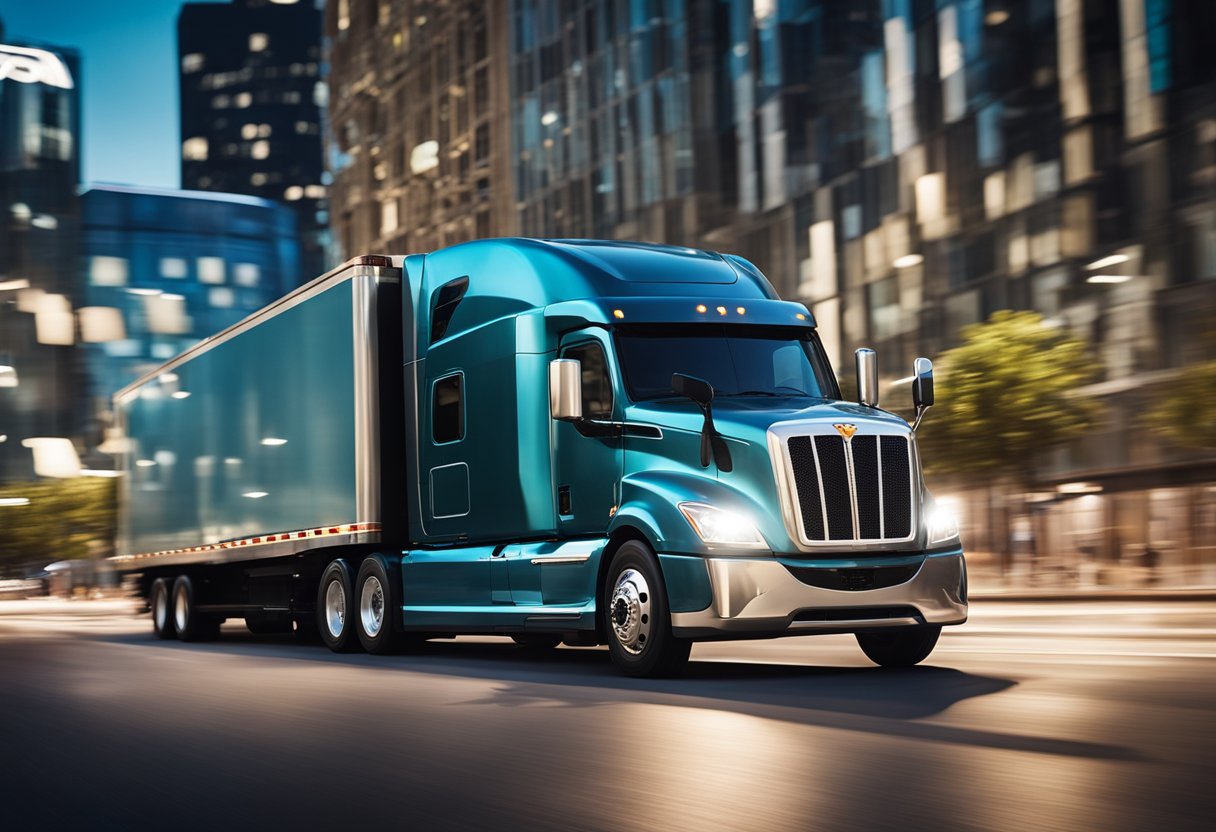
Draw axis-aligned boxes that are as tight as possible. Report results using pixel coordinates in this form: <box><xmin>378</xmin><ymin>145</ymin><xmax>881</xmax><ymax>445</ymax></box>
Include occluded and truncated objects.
<box><xmin>856</xmin><ymin>625</ymin><xmax>942</xmax><ymax>667</ymax></box>
<box><xmin>603</xmin><ymin>540</ymin><xmax>690</xmax><ymax>678</ymax></box>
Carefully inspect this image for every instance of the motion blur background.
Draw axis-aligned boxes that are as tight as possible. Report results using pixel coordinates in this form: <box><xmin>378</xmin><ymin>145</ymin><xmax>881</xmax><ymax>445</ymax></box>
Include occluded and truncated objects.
<box><xmin>1</xmin><ymin>0</ymin><xmax>1214</xmax><ymax>597</ymax></box>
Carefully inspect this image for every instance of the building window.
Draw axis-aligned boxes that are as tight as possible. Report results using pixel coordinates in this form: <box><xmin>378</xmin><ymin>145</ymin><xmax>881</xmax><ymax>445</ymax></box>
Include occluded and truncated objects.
<box><xmin>182</xmin><ymin>53</ymin><xmax>205</xmax><ymax>73</ymax></box>
<box><xmin>234</xmin><ymin>263</ymin><xmax>260</xmax><ymax>287</ymax></box>
<box><xmin>198</xmin><ymin>257</ymin><xmax>225</xmax><ymax>285</ymax></box>
<box><xmin>209</xmin><ymin>287</ymin><xmax>235</xmax><ymax>308</ymax></box>
<box><xmin>249</xmin><ymin>33</ymin><xmax>268</xmax><ymax>53</ymax></box>
<box><xmin>432</xmin><ymin>373</ymin><xmax>464</xmax><ymax>443</ymax></box>
<box><xmin>381</xmin><ymin>199</ymin><xmax>398</xmax><ymax>236</ymax></box>
<box><xmin>251</xmin><ymin>140</ymin><xmax>270</xmax><ymax>160</ymax></box>
<box><xmin>182</xmin><ymin>137</ymin><xmax>208</xmax><ymax>161</ymax></box>
<box><xmin>867</xmin><ymin>276</ymin><xmax>901</xmax><ymax>341</ymax></box>
<box><xmin>90</xmin><ymin>256</ymin><xmax>128</xmax><ymax>287</ymax></box>
<box><xmin>160</xmin><ymin>257</ymin><xmax>187</xmax><ymax>279</ymax></box>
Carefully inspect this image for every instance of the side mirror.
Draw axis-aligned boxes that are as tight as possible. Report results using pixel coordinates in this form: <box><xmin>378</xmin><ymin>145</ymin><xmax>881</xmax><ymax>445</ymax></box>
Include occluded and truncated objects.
<box><xmin>672</xmin><ymin>373</ymin><xmax>714</xmax><ymax>406</ymax></box>
<box><xmin>549</xmin><ymin>359</ymin><xmax>582</xmax><ymax>421</ymax></box>
<box><xmin>912</xmin><ymin>357</ymin><xmax>934</xmax><ymax>408</ymax></box>
<box><xmin>855</xmin><ymin>348</ymin><xmax>878</xmax><ymax>407</ymax></box>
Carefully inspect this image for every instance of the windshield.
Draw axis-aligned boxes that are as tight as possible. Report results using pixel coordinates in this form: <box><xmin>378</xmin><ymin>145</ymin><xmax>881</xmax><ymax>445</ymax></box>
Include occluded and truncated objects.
<box><xmin>615</xmin><ymin>324</ymin><xmax>839</xmax><ymax>402</ymax></box>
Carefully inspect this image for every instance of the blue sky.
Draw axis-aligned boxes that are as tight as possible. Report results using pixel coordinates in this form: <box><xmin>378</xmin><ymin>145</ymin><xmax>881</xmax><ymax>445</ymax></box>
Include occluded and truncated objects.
<box><xmin>1</xmin><ymin>0</ymin><xmax>227</xmax><ymax>189</ymax></box>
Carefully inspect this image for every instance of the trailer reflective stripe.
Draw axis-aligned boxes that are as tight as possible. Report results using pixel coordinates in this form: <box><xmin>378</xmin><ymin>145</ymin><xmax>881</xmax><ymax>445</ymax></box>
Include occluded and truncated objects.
<box><xmin>110</xmin><ymin>522</ymin><xmax>382</xmax><ymax>563</ymax></box>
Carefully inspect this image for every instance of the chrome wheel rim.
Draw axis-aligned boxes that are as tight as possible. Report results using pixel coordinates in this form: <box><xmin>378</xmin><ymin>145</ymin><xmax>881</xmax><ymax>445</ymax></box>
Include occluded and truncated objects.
<box><xmin>360</xmin><ymin>575</ymin><xmax>384</xmax><ymax>638</ymax></box>
<box><xmin>609</xmin><ymin>568</ymin><xmax>651</xmax><ymax>655</ymax></box>
<box><xmin>174</xmin><ymin>587</ymin><xmax>188</xmax><ymax>632</ymax></box>
<box><xmin>325</xmin><ymin>579</ymin><xmax>346</xmax><ymax>639</ymax></box>
<box><xmin>154</xmin><ymin>588</ymin><xmax>167</xmax><ymax>631</ymax></box>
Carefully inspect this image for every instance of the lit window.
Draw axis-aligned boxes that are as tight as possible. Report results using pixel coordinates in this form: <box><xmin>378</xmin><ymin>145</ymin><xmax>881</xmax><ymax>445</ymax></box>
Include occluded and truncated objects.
<box><xmin>338</xmin><ymin>0</ymin><xmax>351</xmax><ymax>30</ymax></box>
<box><xmin>258</xmin><ymin>124</ymin><xmax>271</xmax><ymax>137</ymax></box>
<box><xmin>209</xmin><ymin>287</ymin><xmax>235</xmax><ymax>308</ymax></box>
<box><xmin>251</xmin><ymin>140</ymin><xmax>269</xmax><ymax>160</ymax></box>
<box><xmin>182</xmin><ymin>53</ymin><xmax>205</xmax><ymax>73</ymax></box>
<box><xmin>295</xmin><ymin>121</ymin><xmax>311</xmax><ymax>134</ymax></box>
<box><xmin>198</xmin><ymin>257</ymin><xmax>225</xmax><ymax>285</ymax></box>
<box><xmin>182</xmin><ymin>137</ymin><xmax>209</xmax><ymax>161</ymax></box>
<box><xmin>284</xmin><ymin>185</ymin><xmax>303</xmax><ymax>201</ymax></box>
<box><xmin>235</xmin><ymin>92</ymin><xmax>252</xmax><ymax>108</ymax></box>
<box><xmin>78</xmin><ymin>307</ymin><xmax>126</xmax><ymax>343</ymax></box>
<box><xmin>160</xmin><ymin>257</ymin><xmax>187</xmax><ymax>279</ymax></box>
<box><xmin>152</xmin><ymin>343</ymin><xmax>177</xmax><ymax>359</ymax></box>
<box><xmin>304</xmin><ymin>184</ymin><xmax>326</xmax><ymax>198</ymax></box>
<box><xmin>234</xmin><ymin>263</ymin><xmax>260</xmax><ymax>287</ymax></box>
<box><xmin>90</xmin><ymin>256</ymin><xmax>129</xmax><ymax>286</ymax></box>
<box><xmin>381</xmin><ymin>199</ymin><xmax>398</xmax><ymax>236</ymax></box>
<box><xmin>241</xmin><ymin>123</ymin><xmax>258</xmax><ymax>139</ymax></box>
<box><xmin>313</xmin><ymin>82</ymin><xmax>327</xmax><ymax>107</ymax></box>
<box><xmin>146</xmin><ymin>295</ymin><xmax>189</xmax><ymax>336</ymax></box>
<box><xmin>251</xmin><ymin>172</ymin><xmax>268</xmax><ymax>186</ymax></box>
<box><xmin>249</xmin><ymin>33</ymin><xmax>268</xmax><ymax>52</ymax></box>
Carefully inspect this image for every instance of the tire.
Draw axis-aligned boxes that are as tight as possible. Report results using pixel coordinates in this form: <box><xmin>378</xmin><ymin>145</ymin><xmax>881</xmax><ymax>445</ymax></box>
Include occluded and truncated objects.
<box><xmin>354</xmin><ymin>555</ymin><xmax>401</xmax><ymax>654</ymax></box>
<box><xmin>512</xmin><ymin>634</ymin><xmax>562</xmax><ymax>651</ymax></box>
<box><xmin>171</xmin><ymin>575</ymin><xmax>219</xmax><ymax>642</ymax></box>
<box><xmin>856</xmin><ymin>625</ymin><xmax>942</xmax><ymax>667</ymax></box>
<box><xmin>317</xmin><ymin>559</ymin><xmax>360</xmax><ymax>652</ymax></box>
<box><xmin>603</xmin><ymin>540</ymin><xmax>691</xmax><ymax>678</ymax></box>
<box><xmin>150</xmin><ymin>578</ymin><xmax>175</xmax><ymax>639</ymax></box>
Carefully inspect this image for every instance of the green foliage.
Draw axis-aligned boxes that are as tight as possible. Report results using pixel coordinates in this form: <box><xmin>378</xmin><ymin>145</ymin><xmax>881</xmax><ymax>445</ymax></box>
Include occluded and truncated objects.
<box><xmin>0</xmin><ymin>477</ymin><xmax>117</xmax><ymax>572</ymax></box>
<box><xmin>1143</xmin><ymin>360</ymin><xmax>1216</xmax><ymax>450</ymax></box>
<box><xmin>916</xmin><ymin>310</ymin><xmax>1100</xmax><ymax>485</ymax></box>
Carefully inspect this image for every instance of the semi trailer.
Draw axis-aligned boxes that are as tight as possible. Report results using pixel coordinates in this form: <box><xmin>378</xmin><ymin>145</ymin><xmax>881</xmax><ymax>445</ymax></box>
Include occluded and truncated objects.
<box><xmin>113</xmin><ymin>238</ymin><xmax>966</xmax><ymax>677</ymax></box>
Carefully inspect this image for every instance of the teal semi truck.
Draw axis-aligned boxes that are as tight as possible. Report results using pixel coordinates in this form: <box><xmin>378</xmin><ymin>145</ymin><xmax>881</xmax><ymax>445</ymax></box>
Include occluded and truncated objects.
<box><xmin>113</xmin><ymin>239</ymin><xmax>966</xmax><ymax>677</ymax></box>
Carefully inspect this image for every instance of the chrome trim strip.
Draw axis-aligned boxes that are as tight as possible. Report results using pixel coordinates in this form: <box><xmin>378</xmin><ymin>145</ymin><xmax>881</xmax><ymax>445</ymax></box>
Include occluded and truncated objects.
<box><xmin>877</xmin><ymin>437</ymin><xmax>886</xmax><ymax>539</ymax></box>
<box><xmin>809</xmin><ymin>433</ymin><xmax>830</xmax><ymax>540</ymax></box>
<box><xmin>530</xmin><ymin>554</ymin><xmax>593</xmax><ymax>565</ymax></box>
<box><xmin>111</xmin><ymin>526</ymin><xmax>383</xmax><ymax>569</ymax></box>
<box><xmin>352</xmin><ymin>274</ymin><xmax>381</xmax><ymax>526</ymax></box>
<box><xmin>843</xmin><ymin>436</ymin><xmax>860</xmax><ymax>538</ymax></box>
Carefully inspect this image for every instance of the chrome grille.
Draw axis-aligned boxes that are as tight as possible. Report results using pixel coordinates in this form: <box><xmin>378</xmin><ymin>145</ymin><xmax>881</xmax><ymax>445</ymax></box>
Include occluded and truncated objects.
<box><xmin>784</xmin><ymin>432</ymin><xmax>915</xmax><ymax>544</ymax></box>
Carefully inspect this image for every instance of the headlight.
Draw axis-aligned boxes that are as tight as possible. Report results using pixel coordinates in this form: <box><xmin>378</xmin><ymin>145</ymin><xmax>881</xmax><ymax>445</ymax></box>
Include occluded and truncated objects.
<box><xmin>678</xmin><ymin>502</ymin><xmax>768</xmax><ymax>550</ymax></box>
<box><xmin>925</xmin><ymin>499</ymin><xmax>960</xmax><ymax>546</ymax></box>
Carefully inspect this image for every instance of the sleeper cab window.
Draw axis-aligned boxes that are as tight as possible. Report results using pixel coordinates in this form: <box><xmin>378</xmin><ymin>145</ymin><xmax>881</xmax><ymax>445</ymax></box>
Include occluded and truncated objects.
<box><xmin>432</xmin><ymin>373</ymin><xmax>464</xmax><ymax>443</ymax></box>
<box><xmin>562</xmin><ymin>341</ymin><xmax>613</xmax><ymax>420</ymax></box>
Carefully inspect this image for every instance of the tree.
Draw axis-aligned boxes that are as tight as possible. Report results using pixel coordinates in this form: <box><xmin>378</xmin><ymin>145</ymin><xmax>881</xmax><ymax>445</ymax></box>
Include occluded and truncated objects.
<box><xmin>0</xmin><ymin>477</ymin><xmax>116</xmax><ymax>574</ymax></box>
<box><xmin>913</xmin><ymin>311</ymin><xmax>1100</xmax><ymax>571</ymax></box>
<box><xmin>916</xmin><ymin>310</ymin><xmax>1100</xmax><ymax>486</ymax></box>
<box><xmin>1143</xmin><ymin>363</ymin><xmax>1216</xmax><ymax>450</ymax></box>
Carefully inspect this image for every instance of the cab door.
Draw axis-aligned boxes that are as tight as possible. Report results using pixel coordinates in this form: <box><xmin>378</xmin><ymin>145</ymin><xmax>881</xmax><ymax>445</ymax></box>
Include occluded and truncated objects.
<box><xmin>553</xmin><ymin>330</ymin><xmax>623</xmax><ymax>535</ymax></box>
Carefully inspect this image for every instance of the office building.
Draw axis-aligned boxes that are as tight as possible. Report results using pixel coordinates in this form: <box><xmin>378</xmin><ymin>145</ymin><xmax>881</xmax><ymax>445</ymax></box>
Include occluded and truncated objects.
<box><xmin>179</xmin><ymin>0</ymin><xmax>331</xmax><ymax>277</ymax></box>
<box><xmin>0</xmin><ymin>22</ymin><xmax>84</xmax><ymax>480</ymax></box>
<box><xmin>325</xmin><ymin>0</ymin><xmax>514</xmax><ymax>256</ymax></box>
<box><xmin>79</xmin><ymin>184</ymin><xmax>300</xmax><ymax>428</ymax></box>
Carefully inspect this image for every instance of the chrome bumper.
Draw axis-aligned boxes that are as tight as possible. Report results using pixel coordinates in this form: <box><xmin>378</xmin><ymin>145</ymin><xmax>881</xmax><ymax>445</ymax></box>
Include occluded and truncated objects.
<box><xmin>670</xmin><ymin>552</ymin><xmax>967</xmax><ymax>639</ymax></box>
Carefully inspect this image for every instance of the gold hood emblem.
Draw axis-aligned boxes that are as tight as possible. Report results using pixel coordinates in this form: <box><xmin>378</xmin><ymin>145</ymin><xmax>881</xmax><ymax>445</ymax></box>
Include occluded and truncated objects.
<box><xmin>833</xmin><ymin>423</ymin><xmax>858</xmax><ymax>440</ymax></box>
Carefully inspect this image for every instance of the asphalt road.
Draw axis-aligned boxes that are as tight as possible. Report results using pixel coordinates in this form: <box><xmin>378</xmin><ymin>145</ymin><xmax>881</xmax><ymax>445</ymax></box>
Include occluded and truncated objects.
<box><xmin>0</xmin><ymin>599</ymin><xmax>1213</xmax><ymax>832</ymax></box>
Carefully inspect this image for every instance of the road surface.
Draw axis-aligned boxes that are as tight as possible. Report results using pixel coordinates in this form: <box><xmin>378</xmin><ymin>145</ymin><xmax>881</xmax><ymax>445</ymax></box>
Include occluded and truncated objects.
<box><xmin>0</xmin><ymin>599</ymin><xmax>1212</xmax><ymax>831</ymax></box>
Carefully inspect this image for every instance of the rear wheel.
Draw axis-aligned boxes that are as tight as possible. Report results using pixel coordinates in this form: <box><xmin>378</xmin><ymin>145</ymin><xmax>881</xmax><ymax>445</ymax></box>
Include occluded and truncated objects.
<box><xmin>317</xmin><ymin>559</ymin><xmax>360</xmax><ymax>653</ymax></box>
<box><xmin>603</xmin><ymin>540</ymin><xmax>690</xmax><ymax>678</ymax></box>
<box><xmin>171</xmin><ymin>575</ymin><xmax>219</xmax><ymax>642</ymax></box>
<box><xmin>354</xmin><ymin>555</ymin><xmax>400</xmax><ymax>654</ymax></box>
<box><xmin>856</xmin><ymin>625</ymin><xmax>942</xmax><ymax>667</ymax></box>
<box><xmin>150</xmin><ymin>578</ymin><xmax>175</xmax><ymax>639</ymax></box>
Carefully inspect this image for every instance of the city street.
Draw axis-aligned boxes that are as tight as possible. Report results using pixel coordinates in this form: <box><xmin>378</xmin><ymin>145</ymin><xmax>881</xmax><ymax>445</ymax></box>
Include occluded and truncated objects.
<box><xmin>0</xmin><ymin>599</ymin><xmax>1213</xmax><ymax>831</ymax></box>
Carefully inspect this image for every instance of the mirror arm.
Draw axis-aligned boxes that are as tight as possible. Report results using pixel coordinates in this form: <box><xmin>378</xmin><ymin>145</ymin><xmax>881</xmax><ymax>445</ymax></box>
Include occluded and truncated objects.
<box><xmin>911</xmin><ymin>403</ymin><xmax>930</xmax><ymax>433</ymax></box>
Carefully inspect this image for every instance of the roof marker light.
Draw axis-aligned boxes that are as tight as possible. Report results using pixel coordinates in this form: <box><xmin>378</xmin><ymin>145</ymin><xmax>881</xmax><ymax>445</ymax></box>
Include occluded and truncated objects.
<box><xmin>612</xmin><ymin>309</ymin><xmax>624</xmax><ymax>320</ymax></box>
<box><xmin>796</xmin><ymin>313</ymin><xmax>807</xmax><ymax>321</ymax></box>
<box><xmin>736</xmin><ymin>306</ymin><xmax>746</xmax><ymax>315</ymax></box>
<box><xmin>716</xmin><ymin>306</ymin><xmax>727</xmax><ymax>316</ymax></box>
<box><xmin>696</xmin><ymin>304</ymin><xmax>707</xmax><ymax>314</ymax></box>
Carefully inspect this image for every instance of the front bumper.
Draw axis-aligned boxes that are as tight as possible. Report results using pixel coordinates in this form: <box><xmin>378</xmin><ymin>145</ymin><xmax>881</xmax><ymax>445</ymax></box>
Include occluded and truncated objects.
<box><xmin>669</xmin><ymin>551</ymin><xmax>967</xmax><ymax>639</ymax></box>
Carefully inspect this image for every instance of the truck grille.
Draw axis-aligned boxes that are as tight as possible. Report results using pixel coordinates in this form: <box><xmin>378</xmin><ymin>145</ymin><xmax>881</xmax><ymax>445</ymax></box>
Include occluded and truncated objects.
<box><xmin>785</xmin><ymin>433</ymin><xmax>915</xmax><ymax>544</ymax></box>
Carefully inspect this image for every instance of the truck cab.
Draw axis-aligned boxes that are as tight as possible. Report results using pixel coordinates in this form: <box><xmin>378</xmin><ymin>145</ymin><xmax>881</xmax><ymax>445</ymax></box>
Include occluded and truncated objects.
<box><xmin>396</xmin><ymin>239</ymin><xmax>965</xmax><ymax>675</ymax></box>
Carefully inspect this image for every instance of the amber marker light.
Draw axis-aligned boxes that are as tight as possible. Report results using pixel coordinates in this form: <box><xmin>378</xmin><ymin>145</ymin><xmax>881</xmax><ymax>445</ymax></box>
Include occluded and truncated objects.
<box><xmin>716</xmin><ymin>306</ymin><xmax>727</xmax><ymax>316</ymax></box>
<box><xmin>612</xmin><ymin>309</ymin><xmax>625</xmax><ymax>319</ymax></box>
<box><xmin>696</xmin><ymin>304</ymin><xmax>707</xmax><ymax>313</ymax></box>
<box><xmin>795</xmin><ymin>313</ymin><xmax>807</xmax><ymax>320</ymax></box>
<box><xmin>736</xmin><ymin>306</ymin><xmax>746</xmax><ymax>315</ymax></box>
